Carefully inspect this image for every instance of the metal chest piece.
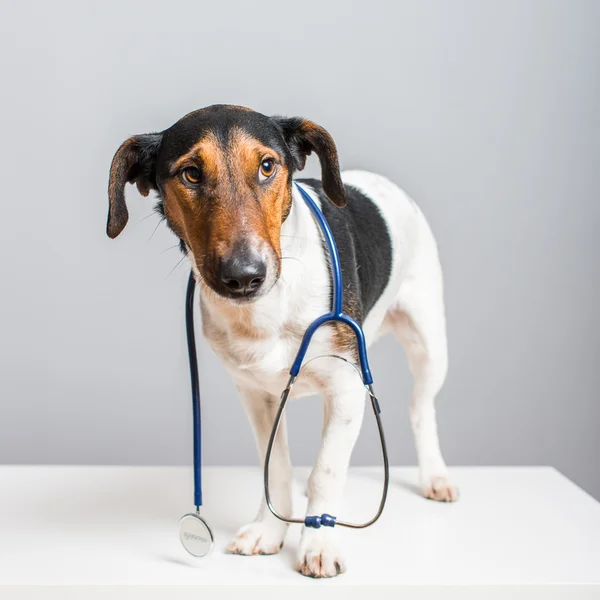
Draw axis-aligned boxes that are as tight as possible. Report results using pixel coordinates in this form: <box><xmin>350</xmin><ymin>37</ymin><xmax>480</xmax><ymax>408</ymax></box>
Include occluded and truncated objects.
<box><xmin>179</xmin><ymin>512</ymin><xmax>215</xmax><ymax>558</ymax></box>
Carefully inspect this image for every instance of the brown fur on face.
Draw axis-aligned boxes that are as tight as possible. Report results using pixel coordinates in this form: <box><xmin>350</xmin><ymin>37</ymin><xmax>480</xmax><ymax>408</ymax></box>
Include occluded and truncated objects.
<box><xmin>107</xmin><ymin>105</ymin><xmax>347</xmax><ymax>300</ymax></box>
<box><xmin>161</xmin><ymin>128</ymin><xmax>292</xmax><ymax>294</ymax></box>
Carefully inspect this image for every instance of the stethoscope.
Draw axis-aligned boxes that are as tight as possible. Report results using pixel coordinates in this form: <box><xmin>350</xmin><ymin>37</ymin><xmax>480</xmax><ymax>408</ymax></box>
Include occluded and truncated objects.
<box><xmin>179</xmin><ymin>182</ymin><xmax>389</xmax><ymax>558</ymax></box>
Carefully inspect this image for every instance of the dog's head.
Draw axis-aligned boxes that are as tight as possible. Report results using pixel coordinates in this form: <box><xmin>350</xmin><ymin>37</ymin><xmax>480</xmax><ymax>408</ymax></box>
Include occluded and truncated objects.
<box><xmin>107</xmin><ymin>105</ymin><xmax>346</xmax><ymax>301</ymax></box>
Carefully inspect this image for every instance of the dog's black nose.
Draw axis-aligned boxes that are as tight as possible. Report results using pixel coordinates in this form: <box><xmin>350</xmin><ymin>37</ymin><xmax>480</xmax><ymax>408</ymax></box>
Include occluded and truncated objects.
<box><xmin>219</xmin><ymin>255</ymin><xmax>267</xmax><ymax>296</ymax></box>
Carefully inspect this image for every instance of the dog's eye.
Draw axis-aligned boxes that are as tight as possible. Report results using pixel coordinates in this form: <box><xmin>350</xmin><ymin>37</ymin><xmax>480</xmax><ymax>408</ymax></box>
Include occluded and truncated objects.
<box><xmin>258</xmin><ymin>159</ymin><xmax>276</xmax><ymax>181</ymax></box>
<box><xmin>182</xmin><ymin>167</ymin><xmax>201</xmax><ymax>184</ymax></box>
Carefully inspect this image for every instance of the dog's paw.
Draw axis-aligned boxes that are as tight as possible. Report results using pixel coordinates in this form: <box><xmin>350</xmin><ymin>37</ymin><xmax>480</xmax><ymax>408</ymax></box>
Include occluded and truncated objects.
<box><xmin>226</xmin><ymin>521</ymin><xmax>287</xmax><ymax>556</ymax></box>
<box><xmin>421</xmin><ymin>475</ymin><xmax>459</xmax><ymax>502</ymax></box>
<box><xmin>297</xmin><ymin>532</ymin><xmax>346</xmax><ymax>578</ymax></box>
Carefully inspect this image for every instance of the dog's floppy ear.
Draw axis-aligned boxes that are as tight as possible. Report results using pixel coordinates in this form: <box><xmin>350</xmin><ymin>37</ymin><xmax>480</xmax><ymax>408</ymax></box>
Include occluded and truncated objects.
<box><xmin>107</xmin><ymin>132</ymin><xmax>162</xmax><ymax>238</ymax></box>
<box><xmin>274</xmin><ymin>117</ymin><xmax>346</xmax><ymax>207</ymax></box>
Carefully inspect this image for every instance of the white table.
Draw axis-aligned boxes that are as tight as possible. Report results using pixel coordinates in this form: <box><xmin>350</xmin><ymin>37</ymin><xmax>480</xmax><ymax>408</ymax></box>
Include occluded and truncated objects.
<box><xmin>0</xmin><ymin>466</ymin><xmax>598</xmax><ymax>599</ymax></box>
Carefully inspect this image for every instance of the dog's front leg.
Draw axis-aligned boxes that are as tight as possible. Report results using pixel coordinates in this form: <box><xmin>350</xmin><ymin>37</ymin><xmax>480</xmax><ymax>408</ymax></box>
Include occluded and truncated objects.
<box><xmin>226</xmin><ymin>384</ymin><xmax>292</xmax><ymax>556</ymax></box>
<box><xmin>298</xmin><ymin>372</ymin><xmax>366</xmax><ymax>578</ymax></box>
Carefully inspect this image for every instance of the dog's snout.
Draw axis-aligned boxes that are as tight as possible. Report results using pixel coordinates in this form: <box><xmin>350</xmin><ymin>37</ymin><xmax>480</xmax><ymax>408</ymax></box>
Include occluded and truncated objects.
<box><xmin>219</xmin><ymin>254</ymin><xmax>267</xmax><ymax>297</ymax></box>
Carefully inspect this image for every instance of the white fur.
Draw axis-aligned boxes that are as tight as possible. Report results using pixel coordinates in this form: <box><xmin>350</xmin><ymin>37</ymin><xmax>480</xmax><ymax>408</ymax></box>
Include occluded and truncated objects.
<box><xmin>194</xmin><ymin>171</ymin><xmax>457</xmax><ymax>577</ymax></box>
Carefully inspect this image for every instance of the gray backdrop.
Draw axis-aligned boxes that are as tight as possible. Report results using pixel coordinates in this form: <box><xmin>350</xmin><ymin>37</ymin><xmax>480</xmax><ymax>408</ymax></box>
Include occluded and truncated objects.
<box><xmin>1</xmin><ymin>0</ymin><xmax>599</xmax><ymax>500</ymax></box>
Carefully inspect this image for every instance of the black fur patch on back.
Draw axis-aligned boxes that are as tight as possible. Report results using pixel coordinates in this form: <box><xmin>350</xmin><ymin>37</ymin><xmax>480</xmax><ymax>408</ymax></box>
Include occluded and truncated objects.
<box><xmin>297</xmin><ymin>178</ymin><xmax>393</xmax><ymax>324</ymax></box>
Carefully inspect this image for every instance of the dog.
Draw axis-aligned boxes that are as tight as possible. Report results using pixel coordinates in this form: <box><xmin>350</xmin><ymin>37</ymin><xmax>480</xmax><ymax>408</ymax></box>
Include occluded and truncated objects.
<box><xmin>107</xmin><ymin>104</ymin><xmax>458</xmax><ymax>578</ymax></box>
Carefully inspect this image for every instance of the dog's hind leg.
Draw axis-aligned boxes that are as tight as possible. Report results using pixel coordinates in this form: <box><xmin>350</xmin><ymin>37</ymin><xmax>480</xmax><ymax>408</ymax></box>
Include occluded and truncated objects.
<box><xmin>388</xmin><ymin>231</ymin><xmax>458</xmax><ymax>502</ymax></box>
<box><xmin>226</xmin><ymin>385</ymin><xmax>292</xmax><ymax>555</ymax></box>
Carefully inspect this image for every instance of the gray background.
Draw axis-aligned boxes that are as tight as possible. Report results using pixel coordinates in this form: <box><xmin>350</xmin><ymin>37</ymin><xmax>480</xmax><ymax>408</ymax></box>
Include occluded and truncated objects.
<box><xmin>1</xmin><ymin>0</ymin><xmax>599</xmax><ymax>499</ymax></box>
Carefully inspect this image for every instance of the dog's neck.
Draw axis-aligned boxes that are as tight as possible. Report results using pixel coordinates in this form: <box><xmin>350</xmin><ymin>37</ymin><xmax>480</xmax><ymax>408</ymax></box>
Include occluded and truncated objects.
<box><xmin>194</xmin><ymin>184</ymin><xmax>330</xmax><ymax>339</ymax></box>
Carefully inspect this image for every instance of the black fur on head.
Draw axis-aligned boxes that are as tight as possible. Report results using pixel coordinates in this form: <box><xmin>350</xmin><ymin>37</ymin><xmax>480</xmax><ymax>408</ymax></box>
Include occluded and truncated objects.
<box><xmin>106</xmin><ymin>106</ymin><xmax>346</xmax><ymax>241</ymax></box>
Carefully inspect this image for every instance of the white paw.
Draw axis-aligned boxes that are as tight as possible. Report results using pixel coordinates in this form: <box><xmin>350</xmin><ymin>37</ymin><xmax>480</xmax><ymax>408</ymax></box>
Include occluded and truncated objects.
<box><xmin>421</xmin><ymin>474</ymin><xmax>459</xmax><ymax>502</ymax></box>
<box><xmin>226</xmin><ymin>520</ymin><xmax>287</xmax><ymax>555</ymax></box>
<box><xmin>297</xmin><ymin>531</ymin><xmax>346</xmax><ymax>578</ymax></box>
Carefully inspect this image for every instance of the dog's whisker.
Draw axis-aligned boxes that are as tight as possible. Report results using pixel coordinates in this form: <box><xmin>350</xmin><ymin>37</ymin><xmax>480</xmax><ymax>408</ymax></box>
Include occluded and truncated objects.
<box><xmin>281</xmin><ymin>256</ymin><xmax>307</xmax><ymax>278</ymax></box>
<box><xmin>147</xmin><ymin>217</ymin><xmax>165</xmax><ymax>243</ymax></box>
<box><xmin>161</xmin><ymin>244</ymin><xmax>181</xmax><ymax>255</ymax></box>
<box><xmin>135</xmin><ymin>212</ymin><xmax>158</xmax><ymax>225</ymax></box>
<box><xmin>166</xmin><ymin>252</ymin><xmax>191</xmax><ymax>280</ymax></box>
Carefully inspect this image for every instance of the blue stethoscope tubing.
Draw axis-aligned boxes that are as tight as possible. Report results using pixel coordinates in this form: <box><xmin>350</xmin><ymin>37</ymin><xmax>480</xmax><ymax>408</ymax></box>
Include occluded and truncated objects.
<box><xmin>183</xmin><ymin>182</ymin><xmax>389</xmax><ymax>542</ymax></box>
<box><xmin>180</xmin><ymin>270</ymin><xmax>214</xmax><ymax>558</ymax></box>
<box><xmin>263</xmin><ymin>183</ymin><xmax>389</xmax><ymax>530</ymax></box>
<box><xmin>185</xmin><ymin>271</ymin><xmax>203</xmax><ymax>511</ymax></box>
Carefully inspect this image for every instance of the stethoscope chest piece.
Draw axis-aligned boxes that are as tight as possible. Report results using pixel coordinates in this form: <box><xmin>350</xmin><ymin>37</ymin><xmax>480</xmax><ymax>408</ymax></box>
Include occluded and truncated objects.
<box><xmin>179</xmin><ymin>512</ymin><xmax>215</xmax><ymax>558</ymax></box>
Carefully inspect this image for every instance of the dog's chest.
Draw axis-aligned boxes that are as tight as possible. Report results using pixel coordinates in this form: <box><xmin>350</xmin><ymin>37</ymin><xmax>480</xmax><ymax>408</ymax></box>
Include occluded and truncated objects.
<box><xmin>215</xmin><ymin>328</ymin><xmax>297</xmax><ymax>383</ymax></box>
<box><xmin>200</xmin><ymin>298</ymin><xmax>330</xmax><ymax>395</ymax></box>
